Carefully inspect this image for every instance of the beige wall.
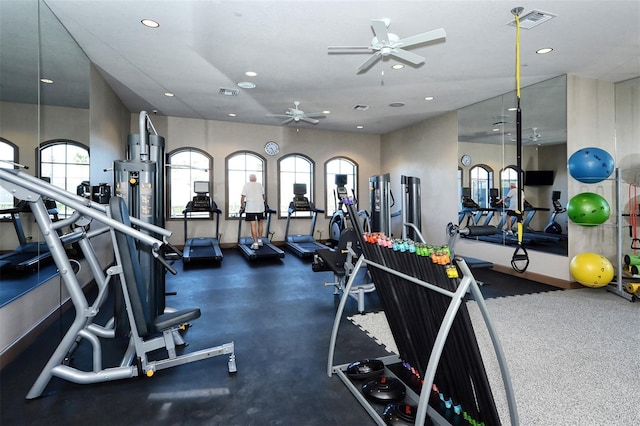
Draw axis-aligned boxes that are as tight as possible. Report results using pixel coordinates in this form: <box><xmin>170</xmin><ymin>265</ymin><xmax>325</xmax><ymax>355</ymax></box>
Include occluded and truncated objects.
<box><xmin>381</xmin><ymin>111</ymin><xmax>458</xmax><ymax>245</ymax></box>
<box><xmin>129</xmin><ymin>114</ymin><xmax>381</xmax><ymax>246</ymax></box>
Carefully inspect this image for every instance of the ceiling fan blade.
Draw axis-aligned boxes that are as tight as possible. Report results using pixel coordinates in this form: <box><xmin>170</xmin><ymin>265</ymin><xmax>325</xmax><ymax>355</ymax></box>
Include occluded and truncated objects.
<box><xmin>301</xmin><ymin>117</ymin><xmax>320</xmax><ymax>124</ymax></box>
<box><xmin>357</xmin><ymin>52</ymin><xmax>382</xmax><ymax>73</ymax></box>
<box><xmin>281</xmin><ymin>117</ymin><xmax>294</xmax><ymax>125</ymax></box>
<box><xmin>397</xmin><ymin>28</ymin><xmax>446</xmax><ymax>49</ymax></box>
<box><xmin>304</xmin><ymin>112</ymin><xmax>326</xmax><ymax>119</ymax></box>
<box><xmin>371</xmin><ymin>19</ymin><xmax>389</xmax><ymax>43</ymax></box>
<box><xmin>391</xmin><ymin>48</ymin><xmax>425</xmax><ymax>65</ymax></box>
<box><xmin>266</xmin><ymin>113</ymin><xmax>291</xmax><ymax>118</ymax></box>
<box><xmin>328</xmin><ymin>46</ymin><xmax>373</xmax><ymax>52</ymax></box>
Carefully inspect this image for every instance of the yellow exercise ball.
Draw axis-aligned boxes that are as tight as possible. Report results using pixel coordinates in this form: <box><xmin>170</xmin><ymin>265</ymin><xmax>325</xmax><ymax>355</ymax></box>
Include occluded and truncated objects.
<box><xmin>570</xmin><ymin>253</ymin><xmax>614</xmax><ymax>288</ymax></box>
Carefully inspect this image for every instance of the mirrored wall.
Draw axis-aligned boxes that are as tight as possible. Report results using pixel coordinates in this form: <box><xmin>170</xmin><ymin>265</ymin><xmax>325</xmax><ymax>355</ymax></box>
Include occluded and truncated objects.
<box><xmin>457</xmin><ymin>75</ymin><xmax>568</xmax><ymax>256</ymax></box>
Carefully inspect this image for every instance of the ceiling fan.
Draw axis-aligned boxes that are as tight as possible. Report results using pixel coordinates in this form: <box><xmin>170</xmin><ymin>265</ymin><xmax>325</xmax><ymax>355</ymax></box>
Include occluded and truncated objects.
<box><xmin>266</xmin><ymin>101</ymin><xmax>326</xmax><ymax>125</ymax></box>
<box><xmin>528</xmin><ymin>127</ymin><xmax>542</xmax><ymax>142</ymax></box>
<box><xmin>328</xmin><ymin>18</ymin><xmax>446</xmax><ymax>73</ymax></box>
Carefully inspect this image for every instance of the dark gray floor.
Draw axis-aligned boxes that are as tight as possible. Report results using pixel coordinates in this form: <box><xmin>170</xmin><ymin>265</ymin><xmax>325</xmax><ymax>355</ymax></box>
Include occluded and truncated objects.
<box><xmin>0</xmin><ymin>248</ymin><xmax>559</xmax><ymax>425</ymax></box>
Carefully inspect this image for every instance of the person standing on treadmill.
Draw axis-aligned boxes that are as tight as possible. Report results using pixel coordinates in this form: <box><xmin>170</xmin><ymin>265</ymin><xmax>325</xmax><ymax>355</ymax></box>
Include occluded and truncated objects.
<box><xmin>241</xmin><ymin>174</ymin><xmax>266</xmax><ymax>250</ymax></box>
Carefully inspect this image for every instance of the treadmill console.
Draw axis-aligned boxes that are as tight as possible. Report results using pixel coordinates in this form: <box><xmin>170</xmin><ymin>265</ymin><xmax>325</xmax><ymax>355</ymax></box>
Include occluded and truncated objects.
<box><xmin>190</xmin><ymin>195</ymin><xmax>212</xmax><ymax>211</ymax></box>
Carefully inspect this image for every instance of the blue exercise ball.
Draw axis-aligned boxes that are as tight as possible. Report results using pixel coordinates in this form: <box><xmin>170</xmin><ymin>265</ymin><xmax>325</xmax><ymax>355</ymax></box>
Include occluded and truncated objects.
<box><xmin>568</xmin><ymin>147</ymin><xmax>615</xmax><ymax>183</ymax></box>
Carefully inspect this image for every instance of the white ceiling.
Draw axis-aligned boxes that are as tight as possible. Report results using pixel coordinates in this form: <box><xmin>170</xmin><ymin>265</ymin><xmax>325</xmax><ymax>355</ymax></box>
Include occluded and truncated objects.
<box><xmin>3</xmin><ymin>0</ymin><xmax>639</xmax><ymax>135</ymax></box>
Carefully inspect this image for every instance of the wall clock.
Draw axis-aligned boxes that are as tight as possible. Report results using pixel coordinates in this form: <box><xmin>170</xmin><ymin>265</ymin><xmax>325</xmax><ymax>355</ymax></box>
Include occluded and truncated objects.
<box><xmin>460</xmin><ymin>154</ymin><xmax>472</xmax><ymax>167</ymax></box>
<box><xmin>264</xmin><ymin>141</ymin><xmax>280</xmax><ymax>156</ymax></box>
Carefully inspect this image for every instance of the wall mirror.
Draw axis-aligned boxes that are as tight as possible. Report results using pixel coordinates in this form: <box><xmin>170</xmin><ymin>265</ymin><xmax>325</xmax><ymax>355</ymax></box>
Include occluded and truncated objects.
<box><xmin>0</xmin><ymin>0</ymin><xmax>90</xmax><ymax>245</ymax></box>
<box><xmin>457</xmin><ymin>75</ymin><xmax>568</xmax><ymax>256</ymax></box>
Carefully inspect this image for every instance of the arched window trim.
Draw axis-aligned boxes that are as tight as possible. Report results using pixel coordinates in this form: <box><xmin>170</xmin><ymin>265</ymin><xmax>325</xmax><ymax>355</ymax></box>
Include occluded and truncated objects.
<box><xmin>38</xmin><ymin>139</ymin><xmax>90</xmax><ymax>218</ymax></box>
<box><xmin>0</xmin><ymin>138</ymin><xmax>19</xmax><ymax>216</ymax></box>
<box><xmin>323</xmin><ymin>156</ymin><xmax>358</xmax><ymax>219</ymax></box>
<box><xmin>468</xmin><ymin>163</ymin><xmax>494</xmax><ymax>209</ymax></box>
<box><xmin>225</xmin><ymin>150</ymin><xmax>266</xmax><ymax>220</ymax></box>
<box><xmin>278</xmin><ymin>153</ymin><xmax>315</xmax><ymax>219</ymax></box>
<box><xmin>166</xmin><ymin>147</ymin><xmax>213</xmax><ymax>221</ymax></box>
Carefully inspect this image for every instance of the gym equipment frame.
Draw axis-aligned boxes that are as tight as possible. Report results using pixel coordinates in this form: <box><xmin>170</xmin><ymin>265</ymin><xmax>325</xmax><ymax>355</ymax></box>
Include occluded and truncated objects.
<box><xmin>0</xmin><ymin>169</ymin><xmax>236</xmax><ymax>399</ymax></box>
<box><xmin>327</xmin><ymin>206</ymin><xmax>517</xmax><ymax>425</ymax></box>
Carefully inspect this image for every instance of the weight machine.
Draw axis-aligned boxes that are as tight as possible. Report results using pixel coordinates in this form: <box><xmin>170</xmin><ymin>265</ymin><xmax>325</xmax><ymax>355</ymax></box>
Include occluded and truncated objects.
<box><xmin>0</xmin><ymin>168</ymin><xmax>237</xmax><ymax>399</ymax></box>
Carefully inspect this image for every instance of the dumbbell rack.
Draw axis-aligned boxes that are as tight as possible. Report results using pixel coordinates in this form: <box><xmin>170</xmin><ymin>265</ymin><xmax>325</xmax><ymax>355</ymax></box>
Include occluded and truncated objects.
<box><xmin>327</xmin><ymin>254</ymin><xmax>519</xmax><ymax>425</ymax></box>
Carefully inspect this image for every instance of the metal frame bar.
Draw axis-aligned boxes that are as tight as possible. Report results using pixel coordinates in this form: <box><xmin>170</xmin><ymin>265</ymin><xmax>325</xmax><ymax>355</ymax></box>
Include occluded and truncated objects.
<box><xmin>327</xmin><ymin>251</ymin><xmax>519</xmax><ymax>426</ymax></box>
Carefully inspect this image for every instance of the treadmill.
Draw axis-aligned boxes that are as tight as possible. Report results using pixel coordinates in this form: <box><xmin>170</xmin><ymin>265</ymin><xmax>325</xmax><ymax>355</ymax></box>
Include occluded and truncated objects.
<box><xmin>237</xmin><ymin>206</ymin><xmax>285</xmax><ymax>260</ymax></box>
<box><xmin>284</xmin><ymin>183</ymin><xmax>331</xmax><ymax>258</ymax></box>
<box><xmin>182</xmin><ymin>181</ymin><xmax>223</xmax><ymax>265</ymax></box>
<box><xmin>0</xmin><ymin>199</ymin><xmax>74</xmax><ymax>272</ymax></box>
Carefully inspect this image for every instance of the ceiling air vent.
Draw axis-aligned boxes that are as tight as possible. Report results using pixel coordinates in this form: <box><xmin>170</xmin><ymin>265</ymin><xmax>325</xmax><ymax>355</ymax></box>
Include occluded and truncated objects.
<box><xmin>353</xmin><ymin>104</ymin><xmax>370</xmax><ymax>111</ymax></box>
<box><xmin>508</xmin><ymin>10</ymin><xmax>556</xmax><ymax>29</ymax></box>
<box><xmin>219</xmin><ymin>88</ymin><xmax>240</xmax><ymax>96</ymax></box>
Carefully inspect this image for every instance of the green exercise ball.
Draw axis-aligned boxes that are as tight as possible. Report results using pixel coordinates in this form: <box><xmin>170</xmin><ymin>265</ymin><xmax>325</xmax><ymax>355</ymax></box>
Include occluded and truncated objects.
<box><xmin>567</xmin><ymin>192</ymin><xmax>610</xmax><ymax>226</ymax></box>
<box><xmin>570</xmin><ymin>252</ymin><xmax>614</xmax><ymax>288</ymax></box>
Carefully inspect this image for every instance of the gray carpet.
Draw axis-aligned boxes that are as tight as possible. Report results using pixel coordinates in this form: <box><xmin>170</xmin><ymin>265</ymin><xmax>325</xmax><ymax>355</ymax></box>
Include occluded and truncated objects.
<box><xmin>349</xmin><ymin>288</ymin><xmax>639</xmax><ymax>426</ymax></box>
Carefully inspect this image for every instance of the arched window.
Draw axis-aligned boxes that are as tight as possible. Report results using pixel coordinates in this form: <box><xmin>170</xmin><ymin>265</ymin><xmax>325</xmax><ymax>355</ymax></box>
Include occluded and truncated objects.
<box><xmin>279</xmin><ymin>154</ymin><xmax>314</xmax><ymax>218</ymax></box>
<box><xmin>167</xmin><ymin>148</ymin><xmax>213</xmax><ymax>219</ymax></box>
<box><xmin>0</xmin><ymin>138</ymin><xmax>19</xmax><ymax>215</ymax></box>
<box><xmin>500</xmin><ymin>166</ymin><xmax>519</xmax><ymax>198</ymax></box>
<box><xmin>226</xmin><ymin>151</ymin><xmax>265</xmax><ymax>218</ymax></box>
<box><xmin>469</xmin><ymin>164</ymin><xmax>493</xmax><ymax>209</ymax></box>
<box><xmin>324</xmin><ymin>157</ymin><xmax>358</xmax><ymax>217</ymax></box>
<box><xmin>39</xmin><ymin>140</ymin><xmax>89</xmax><ymax>217</ymax></box>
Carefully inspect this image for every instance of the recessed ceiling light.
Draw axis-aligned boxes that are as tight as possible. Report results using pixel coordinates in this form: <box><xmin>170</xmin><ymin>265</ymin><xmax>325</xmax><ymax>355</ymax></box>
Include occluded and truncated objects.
<box><xmin>40</xmin><ymin>78</ymin><xmax>54</xmax><ymax>84</ymax></box>
<box><xmin>322</xmin><ymin>110</ymin><xmax>331</xmax><ymax>115</ymax></box>
<box><xmin>536</xmin><ymin>47</ymin><xmax>553</xmax><ymax>54</ymax></box>
<box><xmin>356</xmin><ymin>125</ymin><xmax>364</xmax><ymax>129</ymax></box>
<box><xmin>391</xmin><ymin>64</ymin><xmax>404</xmax><ymax>70</ymax></box>
<box><xmin>389</xmin><ymin>102</ymin><xmax>405</xmax><ymax>107</ymax></box>
<box><xmin>507</xmin><ymin>107</ymin><xmax>517</xmax><ymax>111</ymax></box>
<box><xmin>237</xmin><ymin>81</ymin><xmax>256</xmax><ymax>89</ymax></box>
<box><xmin>424</xmin><ymin>96</ymin><xmax>434</xmax><ymax>101</ymax></box>
<box><xmin>164</xmin><ymin>92</ymin><xmax>174</xmax><ymax>97</ymax></box>
<box><xmin>492</xmin><ymin>128</ymin><xmax>500</xmax><ymax>132</ymax></box>
<box><xmin>228</xmin><ymin>113</ymin><xmax>237</xmax><ymax>117</ymax></box>
<box><xmin>245</xmin><ymin>71</ymin><xmax>257</xmax><ymax>77</ymax></box>
<box><xmin>141</xmin><ymin>19</ymin><xmax>159</xmax><ymax>28</ymax></box>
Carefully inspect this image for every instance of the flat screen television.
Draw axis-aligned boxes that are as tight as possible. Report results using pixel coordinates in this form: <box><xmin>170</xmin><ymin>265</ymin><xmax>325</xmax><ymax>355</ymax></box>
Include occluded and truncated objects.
<box><xmin>524</xmin><ymin>170</ymin><xmax>554</xmax><ymax>186</ymax></box>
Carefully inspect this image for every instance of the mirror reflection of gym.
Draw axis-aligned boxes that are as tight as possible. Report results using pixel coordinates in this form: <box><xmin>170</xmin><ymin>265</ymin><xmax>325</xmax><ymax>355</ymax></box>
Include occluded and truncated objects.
<box><xmin>457</xmin><ymin>75</ymin><xmax>568</xmax><ymax>256</ymax></box>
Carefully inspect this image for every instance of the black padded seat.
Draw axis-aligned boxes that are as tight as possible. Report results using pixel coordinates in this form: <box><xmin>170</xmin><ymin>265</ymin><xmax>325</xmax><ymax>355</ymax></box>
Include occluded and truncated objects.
<box><xmin>109</xmin><ymin>196</ymin><xmax>202</xmax><ymax>337</ymax></box>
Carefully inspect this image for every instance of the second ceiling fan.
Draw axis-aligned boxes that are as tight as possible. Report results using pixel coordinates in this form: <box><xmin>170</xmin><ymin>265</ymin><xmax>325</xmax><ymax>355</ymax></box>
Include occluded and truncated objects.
<box><xmin>328</xmin><ymin>18</ymin><xmax>446</xmax><ymax>73</ymax></box>
<box><xmin>267</xmin><ymin>101</ymin><xmax>326</xmax><ymax>125</ymax></box>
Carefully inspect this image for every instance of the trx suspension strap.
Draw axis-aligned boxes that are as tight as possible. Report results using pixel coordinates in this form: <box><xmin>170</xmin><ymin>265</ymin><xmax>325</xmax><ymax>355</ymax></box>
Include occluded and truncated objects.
<box><xmin>511</xmin><ymin>7</ymin><xmax>529</xmax><ymax>273</ymax></box>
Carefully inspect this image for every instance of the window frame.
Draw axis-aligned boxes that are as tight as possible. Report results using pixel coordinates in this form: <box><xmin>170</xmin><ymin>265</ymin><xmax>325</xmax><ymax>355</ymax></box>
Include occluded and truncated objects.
<box><xmin>0</xmin><ymin>138</ymin><xmax>19</xmax><ymax>218</ymax></box>
<box><xmin>38</xmin><ymin>139</ymin><xmax>90</xmax><ymax>218</ymax></box>
<box><xmin>278</xmin><ymin>153</ymin><xmax>314</xmax><ymax>219</ymax></box>
<box><xmin>166</xmin><ymin>147</ymin><xmax>214</xmax><ymax>221</ymax></box>
<box><xmin>324</xmin><ymin>156</ymin><xmax>358</xmax><ymax>218</ymax></box>
<box><xmin>469</xmin><ymin>164</ymin><xmax>494</xmax><ymax>209</ymax></box>
<box><xmin>225</xmin><ymin>150</ymin><xmax>266</xmax><ymax>219</ymax></box>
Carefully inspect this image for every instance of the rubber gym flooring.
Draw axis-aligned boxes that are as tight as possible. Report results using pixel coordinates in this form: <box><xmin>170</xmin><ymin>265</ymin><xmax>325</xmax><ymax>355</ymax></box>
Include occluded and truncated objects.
<box><xmin>0</xmin><ymin>248</ymin><xmax>559</xmax><ymax>425</ymax></box>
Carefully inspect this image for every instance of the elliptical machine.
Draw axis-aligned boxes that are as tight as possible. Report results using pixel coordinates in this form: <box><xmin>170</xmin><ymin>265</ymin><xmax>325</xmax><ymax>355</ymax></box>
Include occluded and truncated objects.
<box><xmin>328</xmin><ymin>174</ymin><xmax>351</xmax><ymax>245</ymax></box>
<box><xmin>544</xmin><ymin>191</ymin><xmax>566</xmax><ymax>234</ymax></box>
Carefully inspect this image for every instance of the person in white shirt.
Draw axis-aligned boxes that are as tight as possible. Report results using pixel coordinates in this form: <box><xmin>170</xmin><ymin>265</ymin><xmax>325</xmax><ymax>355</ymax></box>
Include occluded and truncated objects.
<box><xmin>501</xmin><ymin>182</ymin><xmax>525</xmax><ymax>234</ymax></box>
<box><xmin>241</xmin><ymin>174</ymin><xmax>266</xmax><ymax>250</ymax></box>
